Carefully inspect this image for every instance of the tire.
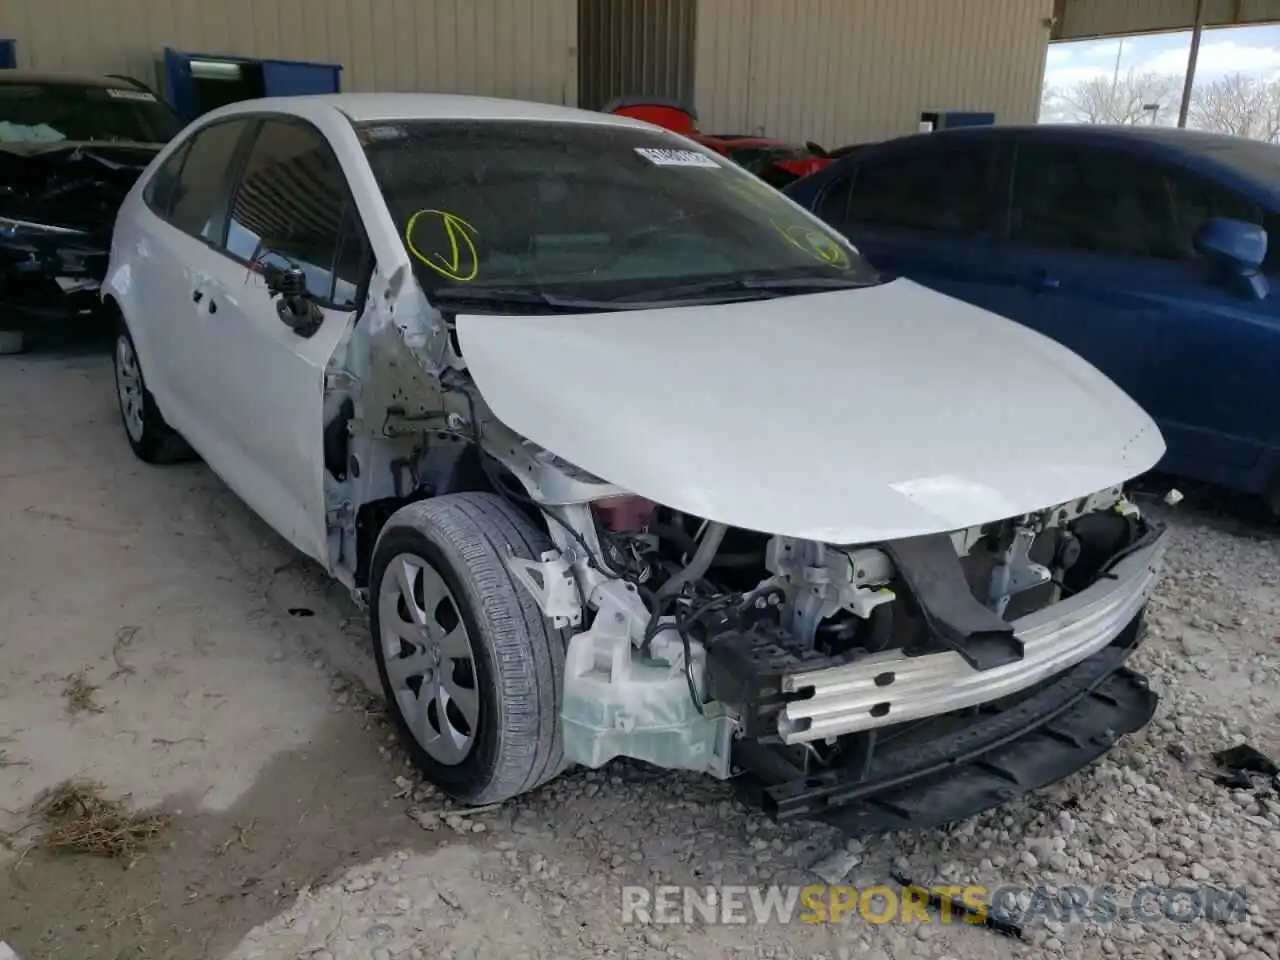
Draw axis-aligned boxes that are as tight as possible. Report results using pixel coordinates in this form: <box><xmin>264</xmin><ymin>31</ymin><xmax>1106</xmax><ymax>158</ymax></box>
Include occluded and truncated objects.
<box><xmin>113</xmin><ymin>318</ymin><xmax>194</xmax><ymax>464</ymax></box>
<box><xmin>1264</xmin><ymin>470</ymin><xmax>1280</xmax><ymax>521</ymax></box>
<box><xmin>369</xmin><ymin>492</ymin><xmax>567</xmax><ymax>805</ymax></box>
<box><xmin>0</xmin><ymin>331</ymin><xmax>24</xmax><ymax>355</ymax></box>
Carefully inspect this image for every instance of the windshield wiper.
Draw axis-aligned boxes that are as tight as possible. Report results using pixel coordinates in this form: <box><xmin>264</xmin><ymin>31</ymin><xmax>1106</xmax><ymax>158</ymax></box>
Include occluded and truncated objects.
<box><xmin>428</xmin><ymin>287</ymin><xmax>626</xmax><ymax>313</ymax></box>
<box><xmin>615</xmin><ymin>274</ymin><xmax>874</xmax><ymax>304</ymax></box>
<box><xmin>427</xmin><ymin>275</ymin><xmax>875</xmax><ymax>314</ymax></box>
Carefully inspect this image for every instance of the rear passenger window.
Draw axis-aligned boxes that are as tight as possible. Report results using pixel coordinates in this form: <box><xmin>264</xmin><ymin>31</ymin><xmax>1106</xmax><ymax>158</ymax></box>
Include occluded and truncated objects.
<box><xmin>846</xmin><ymin>143</ymin><xmax>1001</xmax><ymax>237</ymax></box>
<box><xmin>143</xmin><ymin>140</ymin><xmax>191</xmax><ymax>218</ymax></box>
<box><xmin>166</xmin><ymin>120</ymin><xmax>247</xmax><ymax>242</ymax></box>
<box><xmin>224</xmin><ymin>119</ymin><xmax>364</xmax><ymax>305</ymax></box>
<box><xmin>1011</xmin><ymin>143</ymin><xmax>1181</xmax><ymax>260</ymax></box>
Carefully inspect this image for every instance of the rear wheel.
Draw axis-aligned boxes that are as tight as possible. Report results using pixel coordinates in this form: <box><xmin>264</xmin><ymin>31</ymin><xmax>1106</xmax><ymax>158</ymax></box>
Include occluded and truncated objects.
<box><xmin>113</xmin><ymin>320</ymin><xmax>194</xmax><ymax>464</ymax></box>
<box><xmin>369</xmin><ymin>493</ymin><xmax>567</xmax><ymax>805</ymax></box>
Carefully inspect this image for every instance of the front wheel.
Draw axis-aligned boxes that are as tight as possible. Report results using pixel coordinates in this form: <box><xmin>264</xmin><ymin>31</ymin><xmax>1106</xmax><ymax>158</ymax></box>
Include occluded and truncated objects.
<box><xmin>369</xmin><ymin>493</ymin><xmax>567</xmax><ymax>805</ymax></box>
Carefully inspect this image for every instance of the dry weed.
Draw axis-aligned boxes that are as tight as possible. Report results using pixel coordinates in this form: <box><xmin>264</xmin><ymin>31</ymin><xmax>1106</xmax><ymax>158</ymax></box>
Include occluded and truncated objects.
<box><xmin>30</xmin><ymin>780</ymin><xmax>169</xmax><ymax>859</ymax></box>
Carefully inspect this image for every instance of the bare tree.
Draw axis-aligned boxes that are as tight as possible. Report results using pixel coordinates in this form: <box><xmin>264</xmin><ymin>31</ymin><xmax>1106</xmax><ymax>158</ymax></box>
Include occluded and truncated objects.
<box><xmin>1189</xmin><ymin>73</ymin><xmax>1280</xmax><ymax>141</ymax></box>
<box><xmin>1042</xmin><ymin>63</ymin><xmax>1280</xmax><ymax>141</ymax></box>
<box><xmin>1047</xmin><ymin>69</ymin><xmax>1180</xmax><ymax>125</ymax></box>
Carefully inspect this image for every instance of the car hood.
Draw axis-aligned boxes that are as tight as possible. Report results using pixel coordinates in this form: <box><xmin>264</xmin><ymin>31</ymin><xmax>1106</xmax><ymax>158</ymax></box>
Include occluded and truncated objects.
<box><xmin>455</xmin><ymin>278</ymin><xmax>1165</xmax><ymax>543</ymax></box>
<box><xmin>0</xmin><ymin>142</ymin><xmax>161</xmax><ymax>235</ymax></box>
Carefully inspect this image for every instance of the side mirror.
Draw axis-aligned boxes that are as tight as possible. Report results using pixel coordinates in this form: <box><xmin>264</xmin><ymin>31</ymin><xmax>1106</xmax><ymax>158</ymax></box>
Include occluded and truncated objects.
<box><xmin>262</xmin><ymin>263</ymin><xmax>307</xmax><ymax>298</ymax></box>
<box><xmin>261</xmin><ymin>263</ymin><xmax>323</xmax><ymax>336</ymax></box>
<box><xmin>1194</xmin><ymin>217</ymin><xmax>1269</xmax><ymax>299</ymax></box>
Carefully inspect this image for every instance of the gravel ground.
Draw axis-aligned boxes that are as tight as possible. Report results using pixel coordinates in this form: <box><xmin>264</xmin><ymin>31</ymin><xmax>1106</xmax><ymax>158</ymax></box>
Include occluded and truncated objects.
<box><xmin>224</xmin><ymin>502</ymin><xmax>1280</xmax><ymax>960</ymax></box>
<box><xmin>3</xmin><ymin>349</ymin><xmax>1276</xmax><ymax>960</ymax></box>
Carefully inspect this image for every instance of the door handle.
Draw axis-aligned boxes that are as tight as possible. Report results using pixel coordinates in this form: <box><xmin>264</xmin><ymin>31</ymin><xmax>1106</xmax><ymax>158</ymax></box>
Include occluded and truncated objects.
<box><xmin>193</xmin><ymin>289</ymin><xmax>217</xmax><ymax>312</ymax></box>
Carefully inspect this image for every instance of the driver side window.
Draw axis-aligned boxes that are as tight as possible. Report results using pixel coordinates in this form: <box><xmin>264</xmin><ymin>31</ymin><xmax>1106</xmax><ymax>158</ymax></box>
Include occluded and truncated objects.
<box><xmin>224</xmin><ymin>119</ymin><xmax>369</xmax><ymax>309</ymax></box>
<box><xmin>1162</xmin><ymin>166</ymin><xmax>1280</xmax><ymax>274</ymax></box>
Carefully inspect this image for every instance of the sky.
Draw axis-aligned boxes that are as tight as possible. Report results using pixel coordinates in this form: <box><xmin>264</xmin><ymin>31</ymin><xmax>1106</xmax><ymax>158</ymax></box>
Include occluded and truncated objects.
<box><xmin>1044</xmin><ymin>23</ymin><xmax>1280</xmax><ymax>91</ymax></box>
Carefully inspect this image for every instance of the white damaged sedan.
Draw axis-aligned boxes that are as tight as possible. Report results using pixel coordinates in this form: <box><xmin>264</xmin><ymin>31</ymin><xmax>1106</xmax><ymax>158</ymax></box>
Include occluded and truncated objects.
<box><xmin>104</xmin><ymin>94</ymin><xmax>1169</xmax><ymax>832</ymax></box>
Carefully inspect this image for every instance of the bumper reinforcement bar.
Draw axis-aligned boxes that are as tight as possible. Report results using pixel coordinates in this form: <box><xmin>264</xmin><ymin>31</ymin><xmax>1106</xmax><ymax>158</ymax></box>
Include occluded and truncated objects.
<box><xmin>776</xmin><ymin>525</ymin><xmax>1168</xmax><ymax>744</ymax></box>
<box><xmin>740</xmin><ymin>632</ymin><xmax>1156</xmax><ymax>832</ymax></box>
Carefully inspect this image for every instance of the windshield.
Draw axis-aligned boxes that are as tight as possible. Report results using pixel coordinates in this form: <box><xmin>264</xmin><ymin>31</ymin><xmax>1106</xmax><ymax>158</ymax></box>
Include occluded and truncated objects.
<box><xmin>0</xmin><ymin>83</ymin><xmax>183</xmax><ymax>145</ymax></box>
<box><xmin>359</xmin><ymin>119</ymin><xmax>878</xmax><ymax>308</ymax></box>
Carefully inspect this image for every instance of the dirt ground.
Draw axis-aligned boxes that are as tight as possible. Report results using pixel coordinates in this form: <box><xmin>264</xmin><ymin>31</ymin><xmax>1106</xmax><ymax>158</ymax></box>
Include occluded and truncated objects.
<box><xmin>0</xmin><ymin>344</ymin><xmax>433</xmax><ymax>959</ymax></box>
<box><xmin>1</xmin><ymin>344</ymin><xmax>1277</xmax><ymax>960</ymax></box>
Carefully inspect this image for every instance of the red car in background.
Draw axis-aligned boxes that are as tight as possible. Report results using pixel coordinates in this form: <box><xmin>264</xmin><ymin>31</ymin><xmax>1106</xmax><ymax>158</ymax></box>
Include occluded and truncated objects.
<box><xmin>601</xmin><ymin>96</ymin><xmax>831</xmax><ymax>188</ymax></box>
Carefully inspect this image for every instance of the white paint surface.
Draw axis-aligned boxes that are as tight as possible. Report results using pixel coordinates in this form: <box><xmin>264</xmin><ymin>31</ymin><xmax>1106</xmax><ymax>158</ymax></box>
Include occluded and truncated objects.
<box><xmin>458</xmin><ymin>279</ymin><xmax>1165</xmax><ymax>542</ymax></box>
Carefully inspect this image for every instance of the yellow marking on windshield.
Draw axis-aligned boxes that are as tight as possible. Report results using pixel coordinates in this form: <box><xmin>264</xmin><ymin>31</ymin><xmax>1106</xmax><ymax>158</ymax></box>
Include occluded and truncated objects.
<box><xmin>405</xmin><ymin>208</ymin><xmax>480</xmax><ymax>282</ymax></box>
<box><xmin>718</xmin><ymin>174</ymin><xmax>851</xmax><ymax>269</ymax></box>
<box><xmin>773</xmin><ymin>221</ymin><xmax>852</xmax><ymax>270</ymax></box>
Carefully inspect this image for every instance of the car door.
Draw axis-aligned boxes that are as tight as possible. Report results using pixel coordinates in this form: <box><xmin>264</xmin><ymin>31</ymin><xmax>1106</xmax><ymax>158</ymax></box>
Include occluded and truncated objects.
<box><xmin>1160</xmin><ymin>165</ymin><xmax>1280</xmax><ymax>490</ymax></box>
<box><xmin>815</xmin><ymin>137</ymin><xmax>1015</xmax><ymax>309</ymax></box>
<box><xmin>131</xmin><ymin>118</ymin><xmax>254</xmax><ymax>445</ymax></box>
<box><xmin>996</xmin><ymin>139</ymin><xmax>1279</xmax><ymax>489</ymax></box>
<box><xmin>197</xmin><ymin>117</ymin><xmax>372</xmax><ymax>565</ymax></box>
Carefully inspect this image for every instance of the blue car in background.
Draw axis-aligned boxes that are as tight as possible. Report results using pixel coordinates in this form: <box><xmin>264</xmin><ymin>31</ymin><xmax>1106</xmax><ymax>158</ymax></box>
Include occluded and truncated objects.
<box><xmin>785</xmin><ymin>125</ymin><xmax>1280</xmax><ymax>515</ymax></box>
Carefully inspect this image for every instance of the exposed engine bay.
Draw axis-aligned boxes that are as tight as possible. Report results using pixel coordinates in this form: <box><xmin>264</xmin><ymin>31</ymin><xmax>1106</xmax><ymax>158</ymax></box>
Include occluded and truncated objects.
<box><xmin>318</xmin><ymin>266</ymin><xmax>1168</xmax><ymax>821</ymax></box>
<box><xmin>508</xmin><ymin>483</ymin><xmax>1161</xmax><ymax>779</ymax></box>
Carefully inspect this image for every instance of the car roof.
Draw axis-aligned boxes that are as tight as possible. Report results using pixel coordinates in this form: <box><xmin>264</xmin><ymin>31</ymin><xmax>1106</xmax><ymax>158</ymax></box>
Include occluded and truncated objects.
<box><xmin>874</xmin><ymin>122</ymin><xmax>1280</xmax><ymax>164</ymax></box>
<box><xmin>202</xmin><ymin>92</ymin><xmax>654</xmax><ymax>130</ymax></box>
<box><xmin>0</xmin><ymin>70</ymin><xmax>149</xmax><ymax>89</ymax></box>
<box><xmin>909</xmin><ymin>122</ymin><xmax>1269</xmax><ymax>152</ymax></box>
<box><xmin>831</xmin><ymin>122</ymin><xmax>1280</xmax><ymax>192</ymax></box>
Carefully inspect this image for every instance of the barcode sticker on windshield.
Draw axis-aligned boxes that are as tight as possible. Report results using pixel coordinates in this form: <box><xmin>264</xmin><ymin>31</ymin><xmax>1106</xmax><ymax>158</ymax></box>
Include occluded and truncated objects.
<box><xmin>634</xmin><ymin>147</ymin><xmax>720</xmax><ymax>168</ymax></box>
<box><xmin>363</xmin><ymin>124</ymin><xmax>406</xmax><ymax>141</ymax></box>
<box><xmin>105</xmin><ymin>88</ymin><xmax>157</xmax><ymax>102</ymax></box>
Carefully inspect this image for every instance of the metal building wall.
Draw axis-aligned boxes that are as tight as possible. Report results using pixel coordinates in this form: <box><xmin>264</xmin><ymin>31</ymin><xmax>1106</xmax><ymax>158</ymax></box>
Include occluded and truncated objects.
<box><xmin>0</xmin><ymin>0</ymin><xmax>578</xmax><ymax>105</ymax></box>
<box><xmin>694</xmin><ymin>0</ymin><xmax>1055</xmax><ymax>146</ymax></box>
<box><xmin>1055</xmin><ymin>0</ymin><xmax>1280</xmax><ymax>40</ymax></box>
<box><xmin>577</xmin><ymin>0</ymin><xmax>697</xmax><ymax>111</ymax></box>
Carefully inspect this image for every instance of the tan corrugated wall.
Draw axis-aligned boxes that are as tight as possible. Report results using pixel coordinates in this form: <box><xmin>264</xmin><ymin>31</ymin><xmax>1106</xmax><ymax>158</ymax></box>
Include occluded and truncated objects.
<box><xmin>577</xmin><ymin>0</ymin><xmax>696</xmax><ymax>110</ymax></box>
<box><xmin>1056</xmin><ymin>0</ymin><xmax>1280</xmax><ymax>40</ymax></box>
<box><xmin>0</xmin><ymin>0</ymin><xmax>578</xmax><ymax>104</ymax></box>
<box><xmin>695</xmin><ymin>0</ymin><xmax>1054</xmax><ymax>145</ymax></box>
<box><xmin>1</xmin><ymin>0</ymin><xmax>1053</xmax><ymax>143</ymax></box>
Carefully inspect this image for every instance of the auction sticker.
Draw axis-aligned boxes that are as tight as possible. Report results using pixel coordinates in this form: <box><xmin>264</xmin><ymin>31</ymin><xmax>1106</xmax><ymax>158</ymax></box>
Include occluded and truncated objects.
<box><xmin>105</xmin><ymin>88</ymin><xmax>157</xmax><ymax>101</ymax></box>
<box><xmin>634</xmin><ymin>147</ymin><xmax>720</xmax><ymax>168</ymax></box>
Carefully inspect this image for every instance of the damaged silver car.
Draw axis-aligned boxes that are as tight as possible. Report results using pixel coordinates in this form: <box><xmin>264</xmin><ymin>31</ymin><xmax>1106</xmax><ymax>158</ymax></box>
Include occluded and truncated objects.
<box><xmin>104</xmin><ymin>94</ymin><xmax>1169</xmax><ymax>833</ymax></box>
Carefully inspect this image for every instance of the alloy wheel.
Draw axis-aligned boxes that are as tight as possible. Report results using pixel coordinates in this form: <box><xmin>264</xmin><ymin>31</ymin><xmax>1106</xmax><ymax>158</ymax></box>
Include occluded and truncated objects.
<box><xmin>115</xmin><ymin>334</ymin><xmax>145</xmax><ymax>443</ymax></box>
<box><xmin>377</xmin><ymin>553</ymin><xmax>481</xmax><ymax>764</ymax></box>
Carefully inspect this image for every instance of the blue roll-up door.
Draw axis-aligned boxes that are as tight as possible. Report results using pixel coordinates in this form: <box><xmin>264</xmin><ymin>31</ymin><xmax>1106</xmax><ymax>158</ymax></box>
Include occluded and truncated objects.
<box><xmin>163</xmin><ymin>49</ymin><xmax>341</xmax><ymax>122</ymax></box>
<box><xmin>261</xmin><ymin>59</ymin><xmax>342</xmax><ymax>98</ymax></box>
<box><xmin>163</xmin><ymin>47</ymin><xmax>198</xmax><ymax>121</ymax></box>
<box><xmin>0</xmin><ymin>39</ymin><xmax>16</xmax><ymax>69</ymax></box>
